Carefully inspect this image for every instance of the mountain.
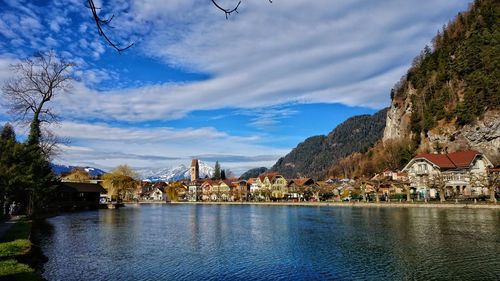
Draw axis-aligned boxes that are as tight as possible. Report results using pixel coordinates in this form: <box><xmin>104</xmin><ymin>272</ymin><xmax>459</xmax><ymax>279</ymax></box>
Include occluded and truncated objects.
<box><xmin>51</xmin><ymin>164</ymin><xmax>106</xmax><ymax>177</ymax></box>
<box><xmin>271</xmin><ymin>108</ymin><xmax>388</xmax><ymax>179</ymax></box>
<box><xmin>329</xmin><ymin>0</ymin><xmax>500</xmax><ymax>178</ymax></box>
<box><xmin>239</xmin><ymin>167</ymin><xmax>268</xmax><ymax>180</ymax></box>
<box><xmin>383</xmin><ymin>0</ymin><xmax>499</xmax><ymax>160</ymax></box>
<box><xmin>137</xmin><ymin>161</ymin><xmax>214</xmax><ymax>182</ymax></box>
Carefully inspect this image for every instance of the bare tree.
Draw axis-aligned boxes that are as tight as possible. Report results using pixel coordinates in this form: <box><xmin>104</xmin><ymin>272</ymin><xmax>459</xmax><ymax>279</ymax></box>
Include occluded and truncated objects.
<box><xmin>87</xmin><ymin>0</ymin><xmax>273</xmax><ymax>52</ymax></box>
<box><xmin>369</xmin><ymin>178</ymin><xmax>387</xmax><ymax>202</ymax></box>
<box><xmin>471</xmin><ymin>172</ymin><xmax>499</xmax><ymax>203</ymax></box>
<box><xmin>1</xmin><ymin>51</ymin><xmax>73</xmax><ymax>148</ymax></box>
<box><xmin>429</xmin><ymin>173</ymin><xmax>447</xmax><ymax>203</ymax></box>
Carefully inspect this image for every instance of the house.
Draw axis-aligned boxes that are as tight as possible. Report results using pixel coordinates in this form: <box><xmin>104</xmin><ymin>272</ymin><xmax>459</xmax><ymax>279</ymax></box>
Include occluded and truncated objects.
<box><xmin>200</xmin><ymin>179</ymin><xmax>216</xmax><ymax>201</ymax></box>
<box><xmin>402</xmin><ymin>150</ymin><xmax>493</xmax><ymax>198</ymax></box>
<box><xmin>231</xmin><ymin>180</ymin><xmax>249</xmax><ymax>201</ymax></box>
<box><xmin>188</xmin><ymin>179</ymin><xmax>204</xmax><ymax>202</ymax></box>
<box><xmin>270</xmin><ymin>174</ymin><xmax>288</xmax><ymax>199</ymax></box>
<box><xmin>248</xmin><ymin>178</ymin><xmax>260</xmax><ymax>193</ymax></box>
<box><xmin>287</xmin><ymin>178</ymin><xmax>316</xmax><ymax>201</ymax></box>
<box><xmin>148</xmin><ymin>187</ymin><xmax>166</xmax><ymax>201</ymax></box>
<box><xmin>57</xmin><ymin>182</ymin><xmax>105</xmax><ymax>210</ymax></box>
<box><xmin>372</xmin><ymin>169</ymin><xmax>408</xmax><ymax>182</ymax></box>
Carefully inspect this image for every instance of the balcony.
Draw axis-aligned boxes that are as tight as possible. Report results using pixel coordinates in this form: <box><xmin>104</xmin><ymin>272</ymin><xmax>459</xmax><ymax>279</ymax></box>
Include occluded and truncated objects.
<box><xmin>415</xmin><ymin>170</ymin><xmax>429</xmax><ymax>175</ymax></box>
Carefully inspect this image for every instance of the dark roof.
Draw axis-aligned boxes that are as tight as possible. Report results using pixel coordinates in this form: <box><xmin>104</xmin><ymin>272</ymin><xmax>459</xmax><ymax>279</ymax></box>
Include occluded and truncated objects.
<box><xmin>58</xmin><ymin>182</ymin><xmax>105</xmax><ymax>193</ymax></box>
<box><xmin>288</xmin><ymin>178</ymin><xmax>315</xmax><ymax>186</ymax></box>
<box><xmin>414</xmin><ymin>150</ymin><xmax>482</xmax><ymax>170</ymax></box>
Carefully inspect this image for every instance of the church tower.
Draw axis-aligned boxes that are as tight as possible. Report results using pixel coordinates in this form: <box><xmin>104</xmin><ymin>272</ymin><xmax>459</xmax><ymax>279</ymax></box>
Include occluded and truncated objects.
<box><xmin>190</xmin><ymin>159</ymin><xmax>199</xmax><ymax>181</ymax></box>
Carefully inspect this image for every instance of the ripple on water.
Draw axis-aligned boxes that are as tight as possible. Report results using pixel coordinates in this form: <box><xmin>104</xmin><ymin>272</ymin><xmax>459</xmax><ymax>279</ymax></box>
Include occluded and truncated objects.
<box><xmin>35</xmin><ymin>206</ymin><xmax>500</xmax><ymax>281</ymax></box>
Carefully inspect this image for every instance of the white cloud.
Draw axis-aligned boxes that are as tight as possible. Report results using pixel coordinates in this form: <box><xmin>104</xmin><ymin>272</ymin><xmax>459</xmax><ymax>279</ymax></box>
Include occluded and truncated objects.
<box><xmin>49</xmin><ymin>121</ymin><xmax>289</xmax><ymax>174</ymax></box>
<box><xmin>31</xmin><ymin>0</ymin><xmax>468</xmax><ymax>123</ymax></box>
<box><xmin>0</xmin><ymin>0</ymin><xmax>471</xmax><ymax>173</ymax></box>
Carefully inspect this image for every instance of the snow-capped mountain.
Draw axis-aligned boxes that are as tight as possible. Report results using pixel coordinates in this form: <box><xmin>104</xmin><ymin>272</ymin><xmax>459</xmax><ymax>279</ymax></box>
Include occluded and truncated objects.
<box><xmin>137</xmin><ymin>161</ymin><xmax>214</xmax><ymax>182</ymax></box>
<box><xmin>51</xmin><ymin>163</ymin><xmax>107</xmax><ymax>177</ymax></box>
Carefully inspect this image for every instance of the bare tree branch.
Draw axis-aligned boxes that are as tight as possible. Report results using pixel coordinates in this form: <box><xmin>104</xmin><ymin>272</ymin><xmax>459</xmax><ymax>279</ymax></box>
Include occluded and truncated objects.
<box><xmin>87</xmin><ymin>0</ymin><xmax>273</xmax><ymax>52</ymax></box>
<box><xmin>86</xmin><ymin>0</ymin><xmax>134</xmax><ymax>53</ymax></box>
<box><xmin>1</xmin><ymin>50</ymin><xmax>73</xmax><ymax>149</ymax></box>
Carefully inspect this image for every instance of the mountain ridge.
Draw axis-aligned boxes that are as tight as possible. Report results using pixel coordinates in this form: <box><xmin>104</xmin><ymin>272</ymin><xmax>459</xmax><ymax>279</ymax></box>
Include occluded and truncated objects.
<box><xmin>270</xmin><ymin>108</ymin><xmax>388</xmax><ymax>179</ymax></box>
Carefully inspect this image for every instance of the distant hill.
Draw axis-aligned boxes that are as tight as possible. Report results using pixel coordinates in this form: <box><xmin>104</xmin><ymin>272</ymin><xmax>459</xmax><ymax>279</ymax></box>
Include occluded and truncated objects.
<box><xmin>51</xmin><ymin>164</ymin><xmax>106</xmax><ymax>178</ymax></box>
<box><xmin>239</xmin><ymin>167</ymin><xmax>268</xmax><ymax>180</ymax></box>
<box><xmin>271</xmin><ymin>108</ymin><xmax>388</xmax><ymax>179</ymax></box>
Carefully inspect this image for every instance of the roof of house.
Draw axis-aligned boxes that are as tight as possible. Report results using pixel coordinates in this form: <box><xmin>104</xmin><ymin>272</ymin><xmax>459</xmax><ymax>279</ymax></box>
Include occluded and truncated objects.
<box><xmin>413</xmin><ymin>150</ymin><xmax>482</xmax><ymax>170</ymax></box>
<box><xmin>288</xmin><ymin>178</ymin><xmax>314</xmax><ymax>186</ymax></box>
<box><xmin>58</xmin><ymin>182</ymin><xmax>105</xmax><ymax>193</ymax></box>
<box><xmin>222</xmin><ymin>180</ymin><xmax>235</xmax><ymax>187</ymax></box>
<box><xmin>258</xmin><ymin>172</ymin><xmax>280</xmax><ymax>182</ymax></box>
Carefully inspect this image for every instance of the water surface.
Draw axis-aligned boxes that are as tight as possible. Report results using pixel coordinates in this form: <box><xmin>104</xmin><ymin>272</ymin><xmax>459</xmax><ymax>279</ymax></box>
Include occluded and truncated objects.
<box><xmin>36</xmin><ymin>204</ymin><xmax>500</xmax><ymax>280</ymax></box>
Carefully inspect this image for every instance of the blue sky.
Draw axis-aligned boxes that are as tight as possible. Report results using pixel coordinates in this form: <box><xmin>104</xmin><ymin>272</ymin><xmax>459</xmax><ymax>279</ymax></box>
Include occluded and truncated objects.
<box><xmin>0</xmin><ymin>0</ymin><xmax>470</xmax><ymax>175</ymax></box>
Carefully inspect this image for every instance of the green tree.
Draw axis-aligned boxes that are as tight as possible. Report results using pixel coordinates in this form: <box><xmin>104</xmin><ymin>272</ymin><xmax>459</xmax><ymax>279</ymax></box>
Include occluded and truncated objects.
<box><xmin>1</xmin><ymin>52</ymin><xmax>73</xmax><ymax>217</ymax></box>
<box><xmin>213</xmin><ymin>161</ymin><xmax>221</xmax><ymax>180</ymax></box>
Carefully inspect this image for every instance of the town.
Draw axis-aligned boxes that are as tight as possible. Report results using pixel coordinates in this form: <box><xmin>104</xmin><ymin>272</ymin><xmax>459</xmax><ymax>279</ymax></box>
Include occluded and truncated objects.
<box><xmin>57</xmin><ymin>150</ymin><xmax>499</xmax><ymax>209</ymax></box>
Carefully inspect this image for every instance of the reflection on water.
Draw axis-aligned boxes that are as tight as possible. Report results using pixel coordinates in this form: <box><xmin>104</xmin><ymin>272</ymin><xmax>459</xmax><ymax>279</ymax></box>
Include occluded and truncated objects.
<box><xmin>35</xmin><ymin>205</ymin><xmax>500</xmax><ymax>280</ymax></box>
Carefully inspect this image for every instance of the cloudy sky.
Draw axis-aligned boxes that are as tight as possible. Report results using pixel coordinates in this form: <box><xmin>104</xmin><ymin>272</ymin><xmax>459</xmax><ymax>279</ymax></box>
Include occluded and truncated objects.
<box><xmin>0</xmin><ymin>0</ymin><xmax>470</xmax><ymax>175</ymax></box>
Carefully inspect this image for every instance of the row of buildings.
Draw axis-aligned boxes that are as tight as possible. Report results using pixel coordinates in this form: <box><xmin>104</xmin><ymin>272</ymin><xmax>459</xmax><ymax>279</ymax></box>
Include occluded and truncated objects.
<box><xmin>55</xmin><ymin>150</ymin><xmax>498</xmax><ymax>205</ymax></box>
<box><xmin>139</xmin><ymin>151</ymin><xmax>498</xmax><ymax>202</ymax></box>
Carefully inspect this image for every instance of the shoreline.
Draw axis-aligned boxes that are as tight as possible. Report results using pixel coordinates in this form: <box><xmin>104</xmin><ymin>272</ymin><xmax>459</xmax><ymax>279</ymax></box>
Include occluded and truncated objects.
<box><xmin>130</xmin><ymin>201</ymin><xmax>500</xmax><ymax>209</ymax></box>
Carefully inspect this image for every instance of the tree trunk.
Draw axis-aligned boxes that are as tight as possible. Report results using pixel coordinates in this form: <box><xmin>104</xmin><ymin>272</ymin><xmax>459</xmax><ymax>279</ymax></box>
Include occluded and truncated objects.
<box><xmin>491</xmin><ymin>187</ymin><xmax>497</xmax><ymax>203</ymax></box>
<box><xmin>439</xmin><ymin>187</ymin><xmax>446</xmax><ymax>202</ymax></box>
<box><xmin>28</xmin><ymin>110</ymin><xmax>42</xmax><ymax>146</ymax></box>
<box><xmin>406</xmin><ymin>188</ymin><xmax>411</xmax><ymax>202</ymax></box>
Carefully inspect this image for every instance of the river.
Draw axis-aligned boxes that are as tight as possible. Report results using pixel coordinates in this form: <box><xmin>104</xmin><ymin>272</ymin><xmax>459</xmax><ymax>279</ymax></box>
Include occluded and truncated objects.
<box><xmin>35</xmin><ymin>204</ymin><xmax>500</xmax><ymax>280</ymax></box>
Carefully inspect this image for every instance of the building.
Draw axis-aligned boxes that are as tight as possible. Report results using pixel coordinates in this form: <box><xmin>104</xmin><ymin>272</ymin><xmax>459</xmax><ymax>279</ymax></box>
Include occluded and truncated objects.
<box><xmin>57</xmin><ymin>182</ymin><xmax>105</xmax><ymax>210</ymax></box>
<box><xmin>187</xmin><ymin>159</ymin><xmax>202</xmax><ymax>201</ymax></box>
<box><xmin>287</xmin><ymin>178</ymin><xmax>316</xmax><ymax>201</ymax></box>
<box><xmin>190</xmin><ymin>159</ymin><xmax>199</xmax><ymax>182</ymax></box>
<box><xmin>402</xmin><ymin>150</ymin><xmax>493</xmax><ymax>198</ymax></box>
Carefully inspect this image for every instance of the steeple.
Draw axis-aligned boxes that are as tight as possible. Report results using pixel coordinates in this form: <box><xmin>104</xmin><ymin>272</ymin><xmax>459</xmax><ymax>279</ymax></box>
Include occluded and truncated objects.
<box><xmin>190</xmin><ymin>159</ymin><xmax>199</xmax><ymax>181</ymax></box>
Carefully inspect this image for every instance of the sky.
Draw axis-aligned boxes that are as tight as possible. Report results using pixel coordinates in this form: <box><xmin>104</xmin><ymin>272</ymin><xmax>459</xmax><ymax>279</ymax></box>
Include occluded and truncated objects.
<box><xmin>0</xmin><ymin>0</ymin><xmax>470</xmax><ymax>175</ymax></box>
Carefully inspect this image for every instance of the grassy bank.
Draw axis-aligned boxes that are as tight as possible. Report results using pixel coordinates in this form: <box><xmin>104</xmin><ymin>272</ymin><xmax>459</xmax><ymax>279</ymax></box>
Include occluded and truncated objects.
<box><xmin>0</xmin><ymin>219</ymin><xmax>42</xmax><ymax>281</ymax></box>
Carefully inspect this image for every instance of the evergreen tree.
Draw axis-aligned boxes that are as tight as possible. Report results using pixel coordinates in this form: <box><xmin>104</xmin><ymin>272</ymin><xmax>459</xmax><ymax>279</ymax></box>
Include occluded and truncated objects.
<box><xmin>0</xmin><ymin>123</ymin><xmax>15</xmax><ymax>141</ymax></box>
<box><xmin>213</xmin><ymin>161</ymin><xmax>221</xmax><ymax>180</ymax></box>
<box><xmin>221</xmin><ymin>169</ymin><xmax>226</xmax><ymax>180</ymax></box>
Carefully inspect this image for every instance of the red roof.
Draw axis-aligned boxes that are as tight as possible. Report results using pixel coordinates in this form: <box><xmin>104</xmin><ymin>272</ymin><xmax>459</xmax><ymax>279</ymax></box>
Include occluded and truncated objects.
<box><xmin>415</xmin><ymin>150</ymin><xmax>481</xmax><ymax>170</ymax></box>
<box><xmin>258</xmin><ymin>172</ymin><xmax>279</xmax><ymax>182</ymax></box>
<box><xmin>289</xmin><ymin>178</ymin><xmax>314</xmax><ymax>186</ymax></box>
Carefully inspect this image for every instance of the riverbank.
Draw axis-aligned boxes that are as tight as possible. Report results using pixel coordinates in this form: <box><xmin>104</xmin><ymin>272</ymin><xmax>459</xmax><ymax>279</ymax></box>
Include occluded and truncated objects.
<box><xmin>0</xmin><ymin>217</ymin><xmax>43</xmax><ymax>281</ymax></box>
<box><xmin>135</xmin><ymin>201</ymin><xmax>500</xmax><ymax>209</ymax></box>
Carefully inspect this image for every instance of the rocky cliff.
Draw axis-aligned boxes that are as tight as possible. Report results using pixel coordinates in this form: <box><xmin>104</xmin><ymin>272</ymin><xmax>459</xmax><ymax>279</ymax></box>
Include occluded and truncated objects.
<box><xmin>382</xmin><ymin>0</ymin><xmax>499</xmax><ymax>163</ymax></box>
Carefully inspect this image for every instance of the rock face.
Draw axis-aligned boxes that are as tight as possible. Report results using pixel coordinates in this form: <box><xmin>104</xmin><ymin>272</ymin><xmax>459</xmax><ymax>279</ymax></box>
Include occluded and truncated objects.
<box><xmin>383</xmin><ymin>91</ymin><xmax>500</xmax><ymax>162</ymax></box>
<box><xmin>381</xmin><ymin>0</ymin><xmax>499</xmax><ymax>164</ymax></box>
<box><xmin>425</xmin><ymin>110</ymin><xmax>500</xmax><ymax>161</ymax></box>
<box><xmin>382</xmin><ymin>87</ymin><xmax>414</xmax><ymax>142</ymax></box>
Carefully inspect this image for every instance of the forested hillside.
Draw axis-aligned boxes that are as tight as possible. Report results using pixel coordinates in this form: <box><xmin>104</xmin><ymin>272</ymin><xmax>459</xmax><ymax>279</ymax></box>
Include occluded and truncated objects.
<box><xmin>329</xmin><ymin>0</ymin><xmax>500</xmax><ymax>178</ymax></box>
<box><xmin>386</xmin><ymin>0</ymin><xmax>499</xmax><ymax>142</ymax></box>
<box><xmin>271</xmin><ymin>109</ymin><xmax>388</xmax><ymax>179</ymax></box>
<box><xmin>239</xmin><ymin>167</ymin><xmax>268</xmax><ymax>180</ymax></box>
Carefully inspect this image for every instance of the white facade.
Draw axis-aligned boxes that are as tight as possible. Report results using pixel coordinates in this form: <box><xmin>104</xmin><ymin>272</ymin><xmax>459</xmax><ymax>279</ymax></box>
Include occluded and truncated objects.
<box><xmin>403</xmin><ymin>152</ymin><xmax>493</xmax><ymax>198</ymax></box>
